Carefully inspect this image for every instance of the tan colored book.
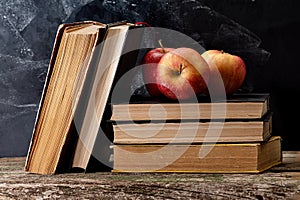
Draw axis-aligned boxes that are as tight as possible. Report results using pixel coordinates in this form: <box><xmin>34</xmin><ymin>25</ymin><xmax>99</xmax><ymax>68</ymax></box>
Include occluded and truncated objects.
<box><xmin>24</xmin><ymin>20</ymin><xmax>143</xmax><ymax>174</ymax></box>
<box><xmin>24</xmin><ymin>21</ymin><xmax>106</xmax><ymax>175</ymax></box>
<box><xmin>110</xmin><ymin>93</ymin><xmax>270</xmax><ymax>121</ymax></box>
<box><xmin>113</xmin><ymin>114</ymin><xmax>272</xmax><ymax>144</ymax></box>
<box><xmin>71</xmin><ymin>22</ymin><xmax>142</xmax><ymax>171</ymax></box>
<box><xmin>113</xmin><ymin>136</ymin><xmax>282</xmax><ymax>173</ymax></box>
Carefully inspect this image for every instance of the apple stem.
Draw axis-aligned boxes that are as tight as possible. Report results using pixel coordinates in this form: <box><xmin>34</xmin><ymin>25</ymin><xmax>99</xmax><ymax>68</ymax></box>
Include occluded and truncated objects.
<box><xmin>158</xmin><ymin>39</ymin><xmax>166</xmax><ymax>53</ymax></box>
<box><xmin>179</xmin><ymin>64</ymin><xmax>183</xmax><ymax>74</ymax></box>
<box><xmin>221</xmin><ymin>50</ymin><xmax>225</xmax><ymax>54</ymax></box>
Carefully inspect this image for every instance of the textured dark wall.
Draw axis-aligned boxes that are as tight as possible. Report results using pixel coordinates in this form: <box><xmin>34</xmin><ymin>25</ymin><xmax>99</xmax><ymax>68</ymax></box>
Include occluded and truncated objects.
<box><xmin>0</xmin><ymin>0</ymin><xmax>94</xmax><ymax>157</ymax></box>
<box><xmin>0</xmin><ymin>0</ymin><xmax>299</xmax><ymax>157</ymax></box>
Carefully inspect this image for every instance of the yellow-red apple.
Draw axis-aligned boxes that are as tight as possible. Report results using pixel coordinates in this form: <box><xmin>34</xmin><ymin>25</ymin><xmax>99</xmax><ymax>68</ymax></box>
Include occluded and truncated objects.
<box><xmin>202</xmin><ymin>50</ymin><xmax>246</xmax><ymax>96</ymax></box>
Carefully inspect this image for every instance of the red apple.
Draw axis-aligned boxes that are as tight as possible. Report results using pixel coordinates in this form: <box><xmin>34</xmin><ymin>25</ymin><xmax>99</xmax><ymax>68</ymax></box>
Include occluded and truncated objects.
<box><xmin>202</xmin><ymin>50</ymin><xmax>246</xmax><ymax>96</ymax></box>
<box><xmin>142</xmin><ymin>41</ymin><xmax>175</xmax><ymax>97</ymax></box>
<box><xmin>156</xmin><ymin>47</ymin><xmax>210</xmax><ymax>100</ymax></box>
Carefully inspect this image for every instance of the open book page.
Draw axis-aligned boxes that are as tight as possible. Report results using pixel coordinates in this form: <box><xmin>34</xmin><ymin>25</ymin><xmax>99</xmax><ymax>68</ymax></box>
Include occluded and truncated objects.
<box><xmin>72</xmin><ymin>24</ymin><xmax>131</xmax><ymax>170</ymax></box>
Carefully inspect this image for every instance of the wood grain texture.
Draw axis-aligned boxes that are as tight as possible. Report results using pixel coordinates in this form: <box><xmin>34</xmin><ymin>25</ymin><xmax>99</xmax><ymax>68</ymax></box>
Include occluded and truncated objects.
<box><xmin>0</xmin><ymin>152</ymin><xmax>299</xmax><ymax>199</ymax></box>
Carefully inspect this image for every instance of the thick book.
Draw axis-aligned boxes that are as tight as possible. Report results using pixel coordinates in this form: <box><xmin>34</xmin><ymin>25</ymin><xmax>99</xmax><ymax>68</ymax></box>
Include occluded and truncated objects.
<box><xmin>110</xmin><ymin>93</ymin><xmax>270</xmax><ymax>121</ymax></box>
<box><xmin>112</xmin><ymin>113</ymin><xmax>272</xmax><ymax>144</ymax></box>
<box><xmin>71</xmin><ymin>22</ymin><xmax>145</xmax><ymax>172</ymax></box>
<box><xmin>113</xmin><ymin>136</ymin><xmax>282</xmax><ymax>173</ymax></box>
<box><xmin>24</xmin><ymin>20</ymin><xmax>143</xmax><ymax>174</ymax></box>
<box><xmin>24</xmin><ymin>21</ymin><xmax>106</xmax><ymax>175</ymax></box>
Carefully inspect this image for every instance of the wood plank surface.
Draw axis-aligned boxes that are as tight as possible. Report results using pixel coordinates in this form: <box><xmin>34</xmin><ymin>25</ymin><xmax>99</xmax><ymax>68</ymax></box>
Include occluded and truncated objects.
<box><xmin>0</xmin><ymin>152</ymin><xmax>299</xmax><ymax>199</ymax></box>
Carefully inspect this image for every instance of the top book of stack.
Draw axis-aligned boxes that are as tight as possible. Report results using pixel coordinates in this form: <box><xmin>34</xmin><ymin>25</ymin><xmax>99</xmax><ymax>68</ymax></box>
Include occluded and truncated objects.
<box><xmin>110</xmin><ymin>93</ymin><xmax>270</xmax><ymax>122</ymax></box>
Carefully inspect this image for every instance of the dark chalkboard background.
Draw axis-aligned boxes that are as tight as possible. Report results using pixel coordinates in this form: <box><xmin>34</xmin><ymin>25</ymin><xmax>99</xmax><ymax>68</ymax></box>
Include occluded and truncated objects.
<box><xmin>0</xmin><ymin>0</ymin><xmax>299</xmax><ymax>157</ymax></box>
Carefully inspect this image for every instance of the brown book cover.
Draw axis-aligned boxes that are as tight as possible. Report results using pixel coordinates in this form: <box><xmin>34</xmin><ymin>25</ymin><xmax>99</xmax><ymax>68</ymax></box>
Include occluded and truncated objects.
<box><xmin>113</xmin><ymin>113</ymin><xmax>273</xmax><ymax>144</ymax></box>
<box><xmin>113</xmin><ymin>136</ymin><xmax>282</xmax><ymax>173</ymax></box>
<box><xmin>110</xmin><ymin>93</ymin><xmax>270</xmax><ymax>121</ymax></box>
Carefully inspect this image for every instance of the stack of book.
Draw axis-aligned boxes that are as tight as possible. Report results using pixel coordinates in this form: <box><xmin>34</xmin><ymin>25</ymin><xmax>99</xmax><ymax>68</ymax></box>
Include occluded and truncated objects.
<box><xmin>111</xmin><ymin>93</ymin><xmax>282</xmax><ymax>173</ymax></box>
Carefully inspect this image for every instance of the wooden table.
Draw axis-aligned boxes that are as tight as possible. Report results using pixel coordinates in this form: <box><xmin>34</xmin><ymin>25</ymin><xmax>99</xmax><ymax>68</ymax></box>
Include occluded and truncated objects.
<box><xmin>0</xmin><ymin>152</ymin><xmax>299</xmax><ymax>199</ymax></box>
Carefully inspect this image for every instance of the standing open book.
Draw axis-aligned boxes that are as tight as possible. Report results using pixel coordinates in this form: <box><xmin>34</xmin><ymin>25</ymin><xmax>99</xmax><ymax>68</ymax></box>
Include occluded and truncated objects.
<box><xmin>24</xmin><ymin>20</ymin><xmax>144</xmax><ymax>174</ymax></box>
